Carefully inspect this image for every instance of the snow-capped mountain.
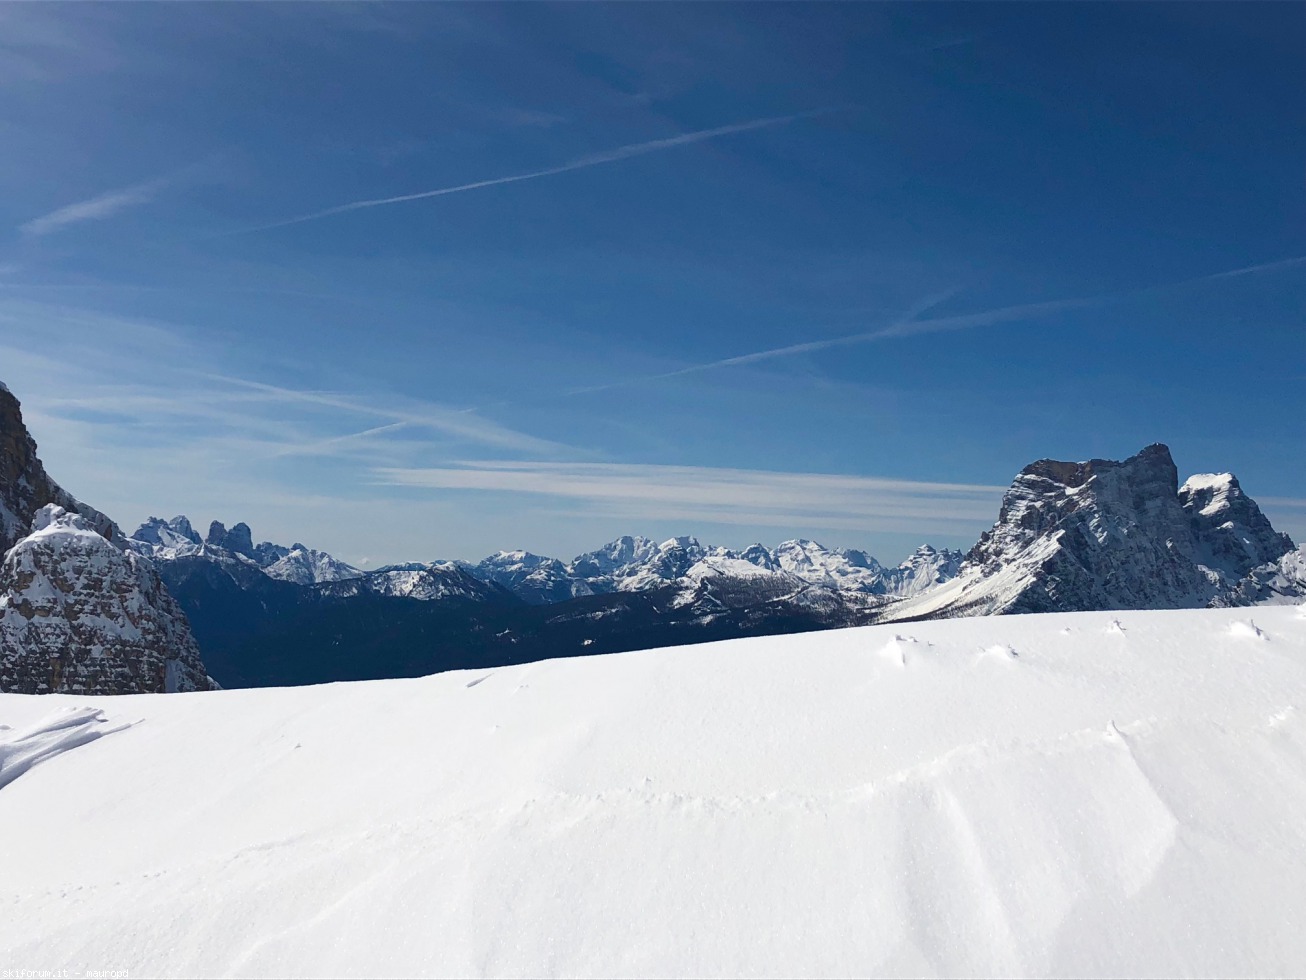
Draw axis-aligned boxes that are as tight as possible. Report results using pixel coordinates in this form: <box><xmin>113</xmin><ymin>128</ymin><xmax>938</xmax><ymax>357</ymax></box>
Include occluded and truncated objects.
<box><xmin>462</xmin><ymin>550</ymin><xmax>596</xmax><ymax>604</ymax></box>
<box><xmin>769</xmin><ymin>539</ymin><xmax>885</xmax><ymax>591</ymax></box>
<box><xmin>884</xmin><ymin>444</ymin><xmax>1300</xmax><ymax>620</ymax></box>
<box><xmin>263</xmin><ymin>545</ymin><xmax>363</xmax><ymax>586</ymax></box>
<box><xmin>130</xmin><ymin>515</ymin><xmax>204</xmax><ymax>559</ymax></box>
<box><xmin>0</xmin><ymin>383</ymin><xmax>214</xmax><ymax>695</ymax></box>
<box><xmin>323</xmin><ymin>562</ymin><xmax>510</xmax><ymax>603</ymax></box>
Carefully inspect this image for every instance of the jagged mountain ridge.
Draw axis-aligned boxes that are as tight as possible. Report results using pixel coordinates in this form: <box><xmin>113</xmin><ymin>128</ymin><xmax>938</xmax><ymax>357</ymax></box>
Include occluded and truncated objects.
<box><xmin>467</xmin><ymin>535</ymin><xmax>960</xmax><ymax>602</ymax></box>
<box><xmin>130</xmin><ymin>516</ymin><xmax>363</xmax><ymax>585</ymax></box>
<box><xmin>0</xmin><ymin>384</ymin><xmax>214</xmax><ymax>694</ymax></box>
<box><xmin>132</xmin><ymin>517</ymin><xmax>964</xmax><ymax>603</ymax></box>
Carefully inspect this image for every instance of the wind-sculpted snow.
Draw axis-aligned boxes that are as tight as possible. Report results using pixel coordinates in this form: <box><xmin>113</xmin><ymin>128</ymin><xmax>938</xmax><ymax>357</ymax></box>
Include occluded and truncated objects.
<box><xmin>3</xmin><ymin>607</ymin><xmax>1306</xmax><ymax>977</ymax></box>
<box><xmin>0</xmin><ymin>705</ymin><xmax>131</xmax><ymax>791</ymax></box>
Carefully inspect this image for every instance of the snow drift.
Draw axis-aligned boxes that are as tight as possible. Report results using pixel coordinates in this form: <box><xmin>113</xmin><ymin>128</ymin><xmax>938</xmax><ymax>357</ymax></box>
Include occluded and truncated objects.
<box><xmin>3</xmin><ymin>605</ymin><xmax>1306</xmax><ymax>977</ymax></box>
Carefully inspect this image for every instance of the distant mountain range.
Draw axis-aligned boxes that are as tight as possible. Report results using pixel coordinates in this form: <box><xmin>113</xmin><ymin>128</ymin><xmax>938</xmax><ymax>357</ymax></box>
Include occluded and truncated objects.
<box><xmin>134</xmin><ymin>443</ymin><xmax>1305</xmax><ymax>689</ymax></box>
<box><xmin>128</xmin><ymin>517</ymin><xmax>964</xmax><ymax>605</ymax></box>
<box><xmin>1</xmin><ymin>377</ymin><xmax>1303</xmax><ymax>695</ymax></box>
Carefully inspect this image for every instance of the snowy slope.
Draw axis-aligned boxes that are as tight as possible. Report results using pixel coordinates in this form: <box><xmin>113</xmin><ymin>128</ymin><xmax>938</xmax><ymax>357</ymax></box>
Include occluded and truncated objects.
<box><xmin>3</xmin><ymin>605</ymin><xmax>1306</xmax><ymax>978</ymax></box>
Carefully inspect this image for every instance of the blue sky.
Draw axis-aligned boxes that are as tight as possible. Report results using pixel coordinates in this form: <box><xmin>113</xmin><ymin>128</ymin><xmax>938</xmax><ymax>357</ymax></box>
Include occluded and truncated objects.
<box><xmin>1</xmin><ymin>2</ymin><xmax>1303</xmax><ymax>566</ymax></box>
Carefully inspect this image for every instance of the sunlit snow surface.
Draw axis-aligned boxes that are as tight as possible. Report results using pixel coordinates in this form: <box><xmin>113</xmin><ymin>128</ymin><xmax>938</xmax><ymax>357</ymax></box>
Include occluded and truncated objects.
<box><xmin>4</xmin><ymin>606</ymin><xmax>1306</xmax><ymax>978</ymax></box>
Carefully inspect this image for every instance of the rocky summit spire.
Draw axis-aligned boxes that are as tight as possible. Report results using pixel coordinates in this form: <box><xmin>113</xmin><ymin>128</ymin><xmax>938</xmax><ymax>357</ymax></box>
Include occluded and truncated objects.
<box><xmin>0</xmin><ymin>384</ymin><xmax>118</xmax><ymax>554</ymax></box>
<box><xmin>0</xmin><ymin>382</ymin><xmax>215</xmax><ymax>694</ymax></box>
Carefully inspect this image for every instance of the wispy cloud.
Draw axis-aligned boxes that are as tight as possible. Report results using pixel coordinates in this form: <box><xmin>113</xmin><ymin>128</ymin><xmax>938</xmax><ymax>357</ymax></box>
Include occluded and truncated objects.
<box><xmin>205</xmin><ymin>374</ymin><xmax>570</xmax><ymax>456</ymax></box>
<box><xmin>228</xmin><ymin>111</ymin><xmax>831</xmax><ymax>236</ymax></box>
<box><xmin>1260</xmin><ymin>497</ymin><xmax>1306</xmax><ymax>510</ymax></box>
<box><xmin>20</xmin><ymin>180</ymin><xmax>161</xmax><ymax>236</ymax></box>
<box><xmin>375</xmin><ymin>460</ymin><xmax>1005</xmax><ymax>533</ymax></box>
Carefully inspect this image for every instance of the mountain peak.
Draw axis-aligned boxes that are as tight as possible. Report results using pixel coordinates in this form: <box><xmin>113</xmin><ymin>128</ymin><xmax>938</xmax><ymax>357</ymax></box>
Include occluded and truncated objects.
<box><xmin>1018</xmin><ymin>443</ymin><xmax>1177</xmax><ymax>492</ymax></box>
<box><xmin>889</xmin><ymin>444</ymin><xmax>1294</xmax><ymax>620</ymax></box>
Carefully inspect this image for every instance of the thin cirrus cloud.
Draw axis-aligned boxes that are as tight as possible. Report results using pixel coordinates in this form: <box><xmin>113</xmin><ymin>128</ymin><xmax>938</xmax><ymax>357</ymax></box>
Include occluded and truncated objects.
<box><xmin>374</xmin><ymin>460</ymin><xmax>1006</xmax><ymax>533</ymax></box>
<box><xmin>20</xmin><ymin>179</ymin><xmax>162</xmax><ymax>237</ymax></box>
<box><xmin>228</xmin><ymin>110</ymin><xmax>831</xmax><ymax>236</ymax></box>
<box><xmin>0</xmin><ymin>297</ymin><xmax>570</xmax><ymax>465</ymax></box>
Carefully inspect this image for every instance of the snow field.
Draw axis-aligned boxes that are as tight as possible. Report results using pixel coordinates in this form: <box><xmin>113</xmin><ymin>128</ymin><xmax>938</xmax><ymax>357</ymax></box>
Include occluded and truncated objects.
<box><xmin>2</xmin><ymin>606</ymin><xmax>1306</xmax><ymax>977</ymax></box>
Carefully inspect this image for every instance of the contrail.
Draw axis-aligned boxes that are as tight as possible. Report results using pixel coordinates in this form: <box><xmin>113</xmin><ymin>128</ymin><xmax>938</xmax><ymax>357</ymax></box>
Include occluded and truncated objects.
<box><xmin>565</xmin><ymin>289</ymin><xmax>963</xmax><ymax>397</ymax></box>
<box><xmin>226</xmin><ymin>111</ymin><xmax>830</xmax><ymax>236</ymax></box>
<box><xmin>1199</xmin><ymin>254</ymin><xmax>1306</xmax><ymax>280</ymax></box>
<box><xmin>565</xmin><ymin>252</ymin><xmax>1306</xmax><ymax>396</ymax></box>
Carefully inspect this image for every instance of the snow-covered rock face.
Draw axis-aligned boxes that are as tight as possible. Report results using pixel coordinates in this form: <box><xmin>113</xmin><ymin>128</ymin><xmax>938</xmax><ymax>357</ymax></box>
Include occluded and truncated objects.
<box><xmin>887</xmin><ymin>444</ymin><xmax>1299</xmax><ymax>619</ymax></box>
<box><xmin>0</xmin><ymin>384</ymin><xmax>214</xmax><ymax>695</ymax></box>
<box><xmin>0</xmin><ymin>506</ymin><xmax>213</xmax><ymax>694</ymax></box>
